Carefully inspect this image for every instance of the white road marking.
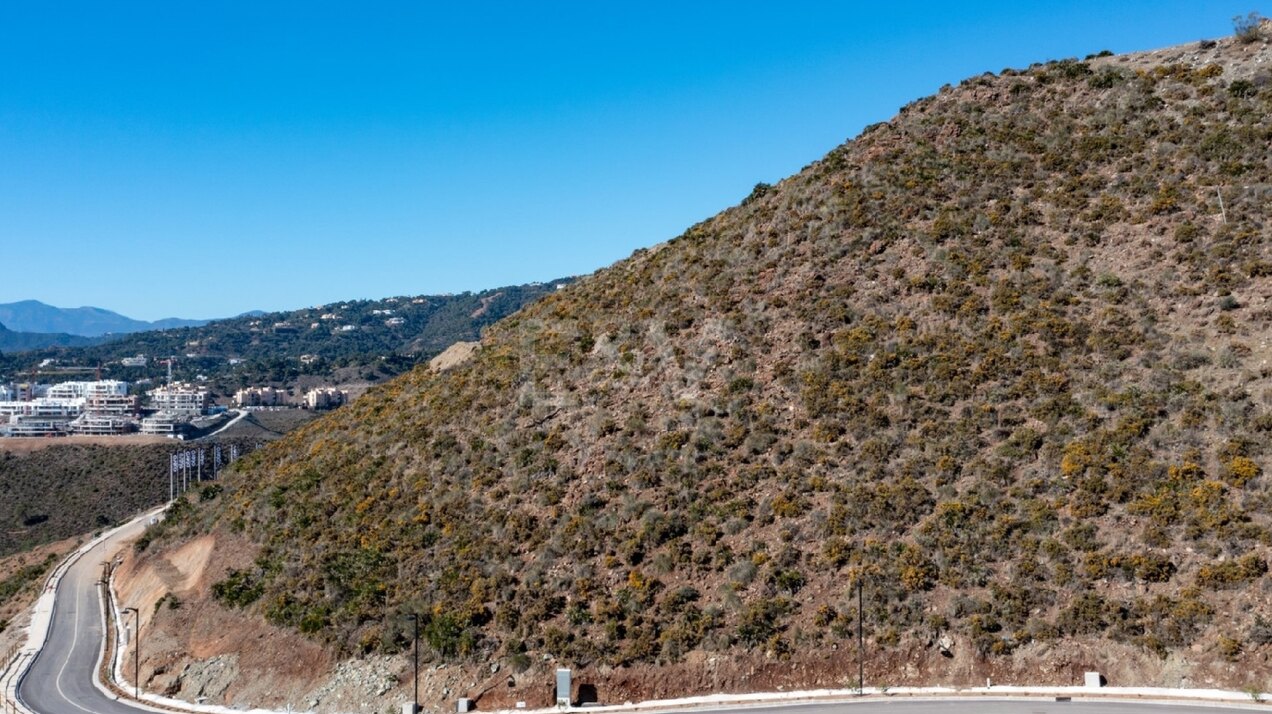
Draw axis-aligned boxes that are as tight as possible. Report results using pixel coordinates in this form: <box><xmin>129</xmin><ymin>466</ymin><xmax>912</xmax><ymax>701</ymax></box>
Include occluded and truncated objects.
<box><xmin>52</xmin><ymin>569</ymin><xmax>103</xmax><ymax>714</ymax></box>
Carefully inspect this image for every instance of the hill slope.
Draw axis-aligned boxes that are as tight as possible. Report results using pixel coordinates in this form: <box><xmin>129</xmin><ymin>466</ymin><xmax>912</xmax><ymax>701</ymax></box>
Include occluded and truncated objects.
<box><xmin>0</xmin><ymin>321</ymin><xmax>101</xmax><ymax>352</ymax></box>
<box><xmin>0</xmin><ymin>300</ymin><xmax>207</xmax><ymax>337</ymax></box>
<box><xmin>0</xmin><ymin>281</ymin><xmax>571</xmax><ymax>393</ymax></box>
<box><xmin>150</xmin><ymin>33</ymin><xmax>1272</xmax><ymax>702</ymax></box>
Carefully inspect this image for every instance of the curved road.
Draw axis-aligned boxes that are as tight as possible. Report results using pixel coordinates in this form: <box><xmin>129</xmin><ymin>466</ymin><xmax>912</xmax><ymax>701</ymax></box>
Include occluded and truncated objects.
<box><xmin>11</xmin><ymin>515</ymin><xmax>1254</xmax><ymax>714</ymax></box>
<box><xmin>17</xmin><ymin>515</ymin><xmax>151</xmax><ymax>714</ymax></box>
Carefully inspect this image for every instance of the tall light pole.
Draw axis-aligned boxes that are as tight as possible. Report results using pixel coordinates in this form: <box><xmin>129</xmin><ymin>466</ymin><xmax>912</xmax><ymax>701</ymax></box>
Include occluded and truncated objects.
<box><xmin>123</xmin><ymin>607</ymin><xmax>140</xmax><ymax>699</ymax></box>
<box><xmin>857</xmin><ymin>579</ymin><xmax>864</xmax><ymax>695</ymax></box>
<box><xmin>404</xmin><ymin>613</ymin><xmax>419</xmax><ymax>713</ymax></box>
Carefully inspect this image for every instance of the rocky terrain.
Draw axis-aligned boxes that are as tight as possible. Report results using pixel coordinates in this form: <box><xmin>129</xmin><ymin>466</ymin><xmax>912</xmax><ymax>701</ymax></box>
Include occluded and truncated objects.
<box><xmin>124</xmin><ymin>24</ymin><xmax>1272</xmax><ymax>711</ymax></box>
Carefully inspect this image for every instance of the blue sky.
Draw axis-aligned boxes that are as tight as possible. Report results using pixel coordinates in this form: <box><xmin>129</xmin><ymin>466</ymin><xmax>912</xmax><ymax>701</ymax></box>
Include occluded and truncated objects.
<box><xmin>0</xmin><ymin>2</ymin><xmax>1255</xmax><ymax>320</ymax></box>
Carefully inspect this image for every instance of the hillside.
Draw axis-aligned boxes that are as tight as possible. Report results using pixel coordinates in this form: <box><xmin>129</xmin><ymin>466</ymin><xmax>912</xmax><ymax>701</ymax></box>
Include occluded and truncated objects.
<box><xmin>0</xmin><ymin>300</ymin><xmax>207</xmax><ymax>337</ymax></box>
<box><xmin>0</xmin><ymin>440</ymin><xmax>266</xmax><ymax>557</ymax></box>
<box><xmin>138</xmin><ymin>30</ymin><xmax>1272</xmax><ymax>709</ymax></box>
<box><xmin>0</xmin><ymin>280</ymin><xmax>571</xmax><ymax>395</ymax></box>
<box><xmin>0</xmin><ymin>321</ymin><xmax>101</xmax><ymax>352</ymax></box>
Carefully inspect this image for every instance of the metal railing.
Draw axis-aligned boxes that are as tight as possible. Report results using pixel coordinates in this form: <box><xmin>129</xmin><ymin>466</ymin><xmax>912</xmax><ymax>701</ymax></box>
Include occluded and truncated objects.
<box><xmin>1</xmin><ymin>645</ymin><xmax>35</xmax><ymax>714</ymax></box>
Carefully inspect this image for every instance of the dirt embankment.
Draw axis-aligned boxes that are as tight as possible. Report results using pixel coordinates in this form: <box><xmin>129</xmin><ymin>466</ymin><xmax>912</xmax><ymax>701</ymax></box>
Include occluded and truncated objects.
<box><xmin>114</xmin><ymin>530</ymin><xmax>340</xmax><ymax>709</ymax></box>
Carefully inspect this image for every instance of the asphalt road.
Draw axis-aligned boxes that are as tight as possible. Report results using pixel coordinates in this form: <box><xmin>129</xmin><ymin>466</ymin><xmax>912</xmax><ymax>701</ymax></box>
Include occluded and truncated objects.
<box><xmin>10</xmin><ymin>514</ymin><xmax>1253</xmax><ymax>714</ymax></box>
<box><xmin>17</xmin><ymin>516</ymin><xmax>152</xmax><ymax>714</ymax></box>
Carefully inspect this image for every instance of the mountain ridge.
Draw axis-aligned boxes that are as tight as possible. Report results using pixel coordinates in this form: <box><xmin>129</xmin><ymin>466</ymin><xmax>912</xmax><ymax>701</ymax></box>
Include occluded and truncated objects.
<box><xmin>0</xmin><ymin>320</ymin><xmax>101</xmax><ymax>352</ymax></box>
<box><xmin>0</xmin><ymin>299</ymin><xmax>210</xmax><ymax>337</ymax></box>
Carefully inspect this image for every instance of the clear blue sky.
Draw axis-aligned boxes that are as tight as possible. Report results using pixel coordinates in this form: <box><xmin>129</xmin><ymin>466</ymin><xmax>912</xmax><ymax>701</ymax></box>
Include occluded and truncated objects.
<box><xmin>0</xmin><ymin>1</ymin><xmax>1255</xmax><ymax>320</ymax></box>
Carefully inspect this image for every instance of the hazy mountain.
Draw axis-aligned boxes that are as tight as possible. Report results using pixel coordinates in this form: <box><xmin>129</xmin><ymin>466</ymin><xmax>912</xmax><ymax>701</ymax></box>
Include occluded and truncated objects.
<box><xmin>0</xmin><ymin>300</ymin><xmax>209</xmax><ymax>337</ymax></box>
<box><xmin>138</xmin><ymin>30</ymin><xmax>1272</xmax><ymax>705</ymax></box>
<box><xmin>0</xmin><ymin>321</ymin><xmax>101</xmax><ymax>352</ymax></box>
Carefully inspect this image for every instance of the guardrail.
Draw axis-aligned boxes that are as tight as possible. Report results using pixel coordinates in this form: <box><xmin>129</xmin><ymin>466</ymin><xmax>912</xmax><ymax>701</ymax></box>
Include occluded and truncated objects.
<box><xmin>1</xmin><ymin>649</ymin><xmax>35</xmax><ymax>712</ymax></box>
<box><xmin>1</xmin><ymin>626</ymin><xmax>35</xmax><ymax>714</ymax></box>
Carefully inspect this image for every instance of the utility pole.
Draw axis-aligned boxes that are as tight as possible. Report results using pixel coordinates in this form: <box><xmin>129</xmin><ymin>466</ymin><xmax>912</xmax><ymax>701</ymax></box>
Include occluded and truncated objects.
<box><xmin>404</xmin><ymin>614</ymin><xmax>419</xmax><ymax>713</ymax></box>
<box><xmin>857</xmin><ymin>579</ymin><xmax>864</xmax><ymax>695</ymax></box>
<box><xmin>123</xmin><ymin>607</ymin><xmax>140</xmax><ymax>699</ymax></box>
<box><xmin>1217</xmin><ymin>187</ymin><xmax>1228</xmax><ymax>224</ymax></box>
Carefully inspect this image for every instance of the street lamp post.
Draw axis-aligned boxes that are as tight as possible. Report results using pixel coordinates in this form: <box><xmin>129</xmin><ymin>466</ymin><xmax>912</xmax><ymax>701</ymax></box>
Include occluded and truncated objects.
<box><xmin>404</xmin><ymin>614</ymin><xmax>419</xmax><ymax>714</ymax></box>
<box><xmin>857</xmin><ymin>579</ymin><xmax>864</xmax><ymax>695</ymax></box>
<box><xmin>123</xmin><ymin>607</ymin><xmax>140</xmax><ymax>699</ymax></box>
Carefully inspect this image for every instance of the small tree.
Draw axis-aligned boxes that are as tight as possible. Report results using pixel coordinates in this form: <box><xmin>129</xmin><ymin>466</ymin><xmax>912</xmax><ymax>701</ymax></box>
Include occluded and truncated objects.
<box><xmin>1233</xmin><ymin>12</ymin><xmax>1267</xmax><ymax>43</ymax></box>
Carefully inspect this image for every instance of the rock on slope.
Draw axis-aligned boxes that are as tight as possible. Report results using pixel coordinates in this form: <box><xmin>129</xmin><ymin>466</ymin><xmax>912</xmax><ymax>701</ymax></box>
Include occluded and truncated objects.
<box><xmin>136</xmin><ymin>29</ymin><xmax>1272</xmax><ymax>708</ymax></box>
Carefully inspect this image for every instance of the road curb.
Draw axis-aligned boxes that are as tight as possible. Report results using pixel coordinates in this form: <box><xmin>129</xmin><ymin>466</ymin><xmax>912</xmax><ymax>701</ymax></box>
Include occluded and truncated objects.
<box><xmin>492</xmin><ymin>690</ymin><xmax>1272</xmax><ymax>714</ymax></box>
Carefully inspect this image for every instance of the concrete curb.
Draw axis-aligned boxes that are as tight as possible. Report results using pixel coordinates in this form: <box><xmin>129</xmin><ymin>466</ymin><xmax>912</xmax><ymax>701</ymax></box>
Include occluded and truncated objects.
<box><xmin>487</xmin><ymin>687</ymin><xmax>1272</xmax><ymax>714</ymax></box>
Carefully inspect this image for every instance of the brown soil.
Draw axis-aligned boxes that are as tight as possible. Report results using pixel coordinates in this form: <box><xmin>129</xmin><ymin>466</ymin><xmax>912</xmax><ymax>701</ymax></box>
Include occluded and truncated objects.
<box><xmin>0</xmin><ymin>434</ymin><xmax>172</xmax><ymax>455</ymax></box>
<box><xmin>115</xmin><ymin>530</ymin><xmax>335</xmax><ymax>708</ymax></box>
<box><xmin>429</xmin><ymin>341</ymin><xmax>480</xmax><ymax>372</ymax></box>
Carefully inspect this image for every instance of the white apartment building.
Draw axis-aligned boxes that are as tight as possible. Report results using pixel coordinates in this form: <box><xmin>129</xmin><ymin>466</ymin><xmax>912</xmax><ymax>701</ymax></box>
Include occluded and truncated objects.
<box><xmin>85</xmin><ymin>393</ymin><xmax>141</xmax><ymax>417</ymax></box>
<box><xmin>2</xmin><ymin>415</ymin><xmax>68</xmax><ymax>437</ymax></box>
<box><xmin>147</xmin><ymin>382</ymin><xmax>209</xmax><ymax>416</ymax></box>
<box><xmin>68</xmin><ymin>414</ymin><xmax>135</xmax><ymax>436</ymax></box>
<box><xmin>304</xmin><ymin>387</ymin><xmax>349</xmax><ymax>410</ymax></box>
<box><xmin>47</xmin><ymin>380</ymin><xmax>130</xmax><ymax>400</ymax></box>
<box><xmin>235</xmin><ymin>386</ymin><xmax>287</xmax><ymax>408</ymax></box>
<box><xmin>139</xmin><ymin>412</ymin><xmax>183</xmax><ymax>435</ymax></box>
<box><xmin>0</xmin><ymin>398</ymin><xmax>84</xmax><ymax>419</ymax></box>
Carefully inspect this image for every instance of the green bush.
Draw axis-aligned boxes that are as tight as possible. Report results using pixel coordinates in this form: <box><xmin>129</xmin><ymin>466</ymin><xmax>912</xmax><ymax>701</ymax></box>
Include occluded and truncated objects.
<box><xmin>211</xmin><ymin>569</ymin><xmax>264</xmax><ymax>608</ymax></box>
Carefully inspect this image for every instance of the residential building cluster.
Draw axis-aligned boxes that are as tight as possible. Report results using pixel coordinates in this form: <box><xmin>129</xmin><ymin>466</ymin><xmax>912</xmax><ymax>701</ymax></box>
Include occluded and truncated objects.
<box><xmin>1</xmin><ymin>376</ymin><xmax>355</xmax><ymax>438</ymax></box>
<box><xmin>0</xmin><ymin>378</ymin><xmax>212</xmax><ymax>438</ymax></box>
<box><xmin>0</xmin><ymin>380</ymin><xmax>142</xmax><ymax>437</ymax></box>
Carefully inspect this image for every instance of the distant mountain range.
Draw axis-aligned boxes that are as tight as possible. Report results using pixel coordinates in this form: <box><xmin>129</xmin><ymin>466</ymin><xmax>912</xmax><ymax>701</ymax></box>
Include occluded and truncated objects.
<box><xmin>0</xmin><ymin>321</ymin><xmax>101</xmax><ymax>352</ymax></box>
<box><xmin>0</xmin><ymin>300</ymin><xmax>211</xmax><ymax>338</ymax></box>
<box><xmin>0</xmin><ymin>280</ymin><xmax>573</xmax><ymax>391</ymax></box>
